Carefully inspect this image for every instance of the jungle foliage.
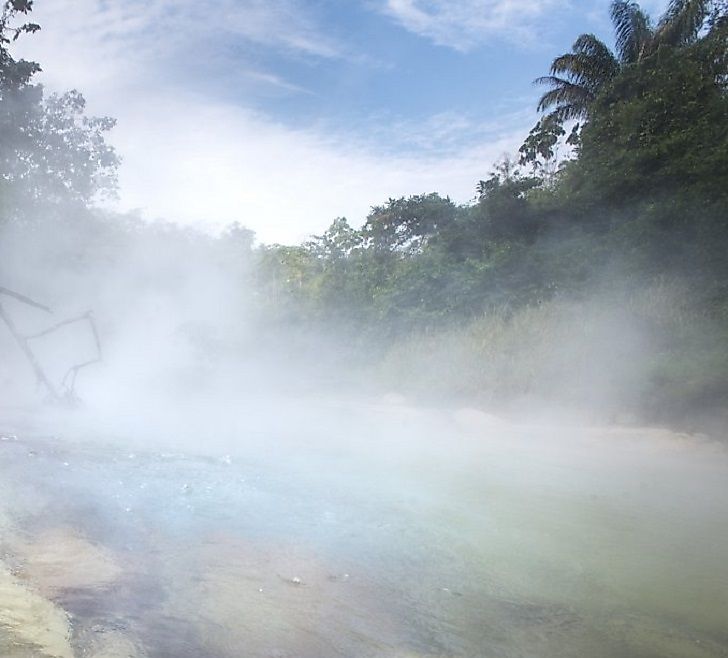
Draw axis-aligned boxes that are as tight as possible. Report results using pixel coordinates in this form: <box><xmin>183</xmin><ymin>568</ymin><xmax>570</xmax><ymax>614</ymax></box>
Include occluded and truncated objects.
<box><xmin>2</xmin><ymin>0</ymin><xmax>728</xmax><ymax>421</ymax></box>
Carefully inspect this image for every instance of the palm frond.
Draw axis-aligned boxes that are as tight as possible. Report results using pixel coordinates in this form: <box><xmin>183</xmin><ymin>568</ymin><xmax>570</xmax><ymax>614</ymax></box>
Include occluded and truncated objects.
<box><xmin>572</xmin><ymin>33</ymin><xmax>620</xmax><ymax>64</ymax></box>
<box><xmin>655</xmin><ymin>0</ymin><xmax>711</xmax><ymax>46</ymax></box>
<box><xmin>535</xmin><ymin>76</ymin><xmax>594</xmax><ymax>118</ymax></box>
<box><xmin>549</xmin><ymin>103</ymin><xmax>590</xmax><ymax>123</ymax></box>
<box><xmin>550</xmin><ymin>34</ymin><xmax>620</xmax><ymax>92</ymax></box>
<box><xmin>611</xmin><ymin>0</ymin><xmax>654</xmax><ymax>62</ymax></box>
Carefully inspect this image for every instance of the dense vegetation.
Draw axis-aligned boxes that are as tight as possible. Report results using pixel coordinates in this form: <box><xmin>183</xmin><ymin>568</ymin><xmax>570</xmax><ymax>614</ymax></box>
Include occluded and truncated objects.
<box><xmin>2</xmin><ymin>0</ymin><xmax>728</xmax><ymax>426</ymax></box>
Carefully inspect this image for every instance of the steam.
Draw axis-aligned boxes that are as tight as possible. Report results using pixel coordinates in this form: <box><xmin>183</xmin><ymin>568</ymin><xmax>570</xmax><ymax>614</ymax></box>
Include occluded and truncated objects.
<box><xmin>0</xmin><ymin>207</ymin><xmax>357</xmax><ymax>454</ymax></box>
<box><xmin>2</xmin><ymin>163</ymin><xmax>728</xmax><ymax>658</ymax></box>
<box><xmin>0</xmin><ymin>197</ymin><xmax>711</xmax><ymax>443</ymax></box>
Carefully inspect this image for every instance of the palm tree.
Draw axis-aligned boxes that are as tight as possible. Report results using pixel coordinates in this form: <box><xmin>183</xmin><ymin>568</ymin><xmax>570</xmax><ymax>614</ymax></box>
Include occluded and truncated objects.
<box><xmin>536</xmin><ymin>0</ymin><xmax>715</xmax><ymax>122</ymax></box>
<box><xmin>535</xmin><ymin>33</ymin><xmax>620</xmax><ymax>121</ymax></box>
<box><xmin>654</xmin><ymin>0</ymin><xmax>714</xmax><ymax>48</ymax></box>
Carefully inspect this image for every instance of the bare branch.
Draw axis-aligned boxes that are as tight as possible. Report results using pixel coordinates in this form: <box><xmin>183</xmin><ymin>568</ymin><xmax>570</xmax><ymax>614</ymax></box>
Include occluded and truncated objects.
<box><xmin>0</xmin><ymin>286</ymin><xmax>51</xmax><ymax>312</ymax></box>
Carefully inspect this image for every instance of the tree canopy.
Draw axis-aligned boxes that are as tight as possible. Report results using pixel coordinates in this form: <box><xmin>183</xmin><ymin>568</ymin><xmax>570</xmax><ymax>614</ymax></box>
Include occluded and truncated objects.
<box><xmin>0</xmin><ymin>0</ymin><xmax>118</xmax><ymax>218</ymax></box>
<box><xmin>526</xmin><ymin>0</ymin><xmax>727</xmax><ymax>167</ymax></box>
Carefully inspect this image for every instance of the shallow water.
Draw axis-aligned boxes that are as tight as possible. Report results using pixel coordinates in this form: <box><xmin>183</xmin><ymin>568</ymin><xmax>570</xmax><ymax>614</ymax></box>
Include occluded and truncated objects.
<box><xmin>1</xmin><ymin>402</ymin><xmax>727</xmax><ymax>657</ymax></box>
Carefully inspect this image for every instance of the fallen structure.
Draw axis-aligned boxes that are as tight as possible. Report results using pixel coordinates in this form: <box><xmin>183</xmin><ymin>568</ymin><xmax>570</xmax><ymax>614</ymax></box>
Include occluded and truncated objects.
<box><xmin>0</xmin><ymin>286</ymin><xmax>101</xmax><ymax>404</ymax></box>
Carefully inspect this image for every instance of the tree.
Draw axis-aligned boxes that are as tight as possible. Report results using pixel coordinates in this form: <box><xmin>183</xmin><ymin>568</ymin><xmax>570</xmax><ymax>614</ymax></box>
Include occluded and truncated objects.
<box><xmin>1</xmin><ymin>0</ymin><xmax>41</xmax><ymax>89</ymax></box>
<box><xmin>474</xmin><ymin>159</ymin><xmax>541</xmax><ymax>242</ymax></box>
<box><xmin>362</xmin><ymin>193</ymin><xmax>457</xmax><ymax>253</ymax></box>
<box><xmin>531</xmin><ymin>1</ymin><xmax>719</xmax><ymax>137</ymax></box>
<box><xmin>306</xmin><ymin>218</ymin><xmax>363</xmax><ymax>261</ymax></box>
<box><xmin>519</xmin><ymin>113</ymin><xmax>575</xmax><ymax>174</ymax></box>
<box><xmin>571</xmin><ymin>34</ymin><xmax>728</xmax><ymax>206</ymax></box>
<box><xmin>535</xmin><ymin>33</ymin><xmax>621</xmax><ymax>123</ymax></box>
<box><xmin>1</xmin><ymin>90</ymin><xmax>119</xmax><ymax>205</ymax></box>
<box><xmin>0</xmin><ymin>0</ymin><xmax>119</xmax><ymax>215</ymax></box>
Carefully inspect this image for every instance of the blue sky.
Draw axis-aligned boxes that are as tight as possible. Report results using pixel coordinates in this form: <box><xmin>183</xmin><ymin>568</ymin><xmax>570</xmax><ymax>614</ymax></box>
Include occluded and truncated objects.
<box><xmin>18</xmin><ymin>0</ymin><xmax>668</xmax><ymax>242</ymax></box>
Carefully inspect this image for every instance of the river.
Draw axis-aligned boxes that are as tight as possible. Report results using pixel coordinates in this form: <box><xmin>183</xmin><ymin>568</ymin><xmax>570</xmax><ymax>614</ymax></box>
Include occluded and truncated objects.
<box><xmin>1</xmin><ymin>399</ymin><xmax>727</xmax><ymax>657</ymax></box>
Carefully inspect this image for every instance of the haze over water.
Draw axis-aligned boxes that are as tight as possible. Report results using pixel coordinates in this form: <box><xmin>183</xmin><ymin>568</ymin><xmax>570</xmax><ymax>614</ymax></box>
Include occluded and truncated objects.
<box><xmin>1</xmin><ymin>400</ymin><xmax>727</xmax><ymax>658</ymax></box>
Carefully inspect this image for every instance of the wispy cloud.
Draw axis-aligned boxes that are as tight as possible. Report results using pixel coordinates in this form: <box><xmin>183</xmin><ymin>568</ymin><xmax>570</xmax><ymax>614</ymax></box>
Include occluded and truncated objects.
<box><xmin>13</xmin><ymin>0</ymin><xmax>533</xmax><ymax>243</ymax></box>
<box><xmin>359</xmin><ymin>108</ymin><xmax>533</xmax><ymax>157</ymax></box>
<box><xmin>105</xmin><ymin>0</ymin><xmax>343</xmax><ymax>58</ymax></box>
<box><xmin>379</xmin><ymin>0</ymin><xmax>567</xmax><ymax>51</ymax></box>
<box><xmin>18</xmin><ymin>0</ymin><xmax>344</xmax><ymax>95</ymax></box>
<box><xmin>238</xmin><ymin>70</ymin><xmax>314</xmax><ymax>96</ymax></box>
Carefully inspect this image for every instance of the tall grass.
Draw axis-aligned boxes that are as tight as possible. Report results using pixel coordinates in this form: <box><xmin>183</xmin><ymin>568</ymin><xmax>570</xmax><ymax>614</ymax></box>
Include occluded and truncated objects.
<box><xmin>374</xmin><ymin>281</ymin><xmax>728</xmax><ymax>424</ymax></box>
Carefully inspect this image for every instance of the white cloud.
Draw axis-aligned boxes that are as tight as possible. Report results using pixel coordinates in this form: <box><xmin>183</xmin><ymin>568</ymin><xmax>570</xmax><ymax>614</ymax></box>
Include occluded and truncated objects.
<box><xmin>12</xmin><ymin>0</ymin><xmax>531</xmax><ymax>243</ymax></box>
<box><xmin>112</xmin><ymin>94</ymin><xmax>526</xmax><ymax>243</ymax></box>
<box><xmin>380</xmin><ymin>0</ymin><xmax>567</xmax><ymax>51</ymax></box>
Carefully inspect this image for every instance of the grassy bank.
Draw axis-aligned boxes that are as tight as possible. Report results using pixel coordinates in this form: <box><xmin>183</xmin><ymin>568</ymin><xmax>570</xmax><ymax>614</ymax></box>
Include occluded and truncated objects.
<box><xmin>373</xmin><ymin>281</ymin><xmax>728</xmax><ymax>429</ymax></box>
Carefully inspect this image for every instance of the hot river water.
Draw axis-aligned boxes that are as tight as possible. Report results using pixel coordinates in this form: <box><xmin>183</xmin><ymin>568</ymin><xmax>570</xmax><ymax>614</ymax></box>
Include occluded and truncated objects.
<box><xmin>0</xmin><ymin>400</ymin><xmax>727</xmax><ymax>657</ymax></box>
